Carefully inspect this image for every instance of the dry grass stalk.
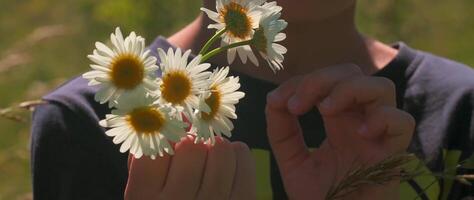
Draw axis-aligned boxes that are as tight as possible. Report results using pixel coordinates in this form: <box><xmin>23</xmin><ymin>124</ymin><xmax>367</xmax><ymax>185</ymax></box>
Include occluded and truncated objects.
<box><xmin>19</xmin><ymin>100</ymin><xmax>46</xmax><ymax>111</ymax></box>
<box><xmin>3</xmin><ymin>25</ymin><xmax>68</xmax><ymax>55</ymax></box>
<box><xmin>0</xmin><ymin>24</ymin><xmax>68</xmax><ymax>73</ymax></box>
<box><xmin>325</xmin><ymin>153</ymin><xmax>417</xmax><ymax>200</ymax></box>
<box><xmin>0</xmin><ymin>107</ymin><xmax>26</xmax><ymax>123</ymax></box>
<box><xmin>0</xmin><ymin>53</ymin><xmax>30</xmax><ymax>73</ymax></box>
<box><xmin>0</xmin><ymin>100</ymin><xmax>45</xmax><ymax>122</ymax></box>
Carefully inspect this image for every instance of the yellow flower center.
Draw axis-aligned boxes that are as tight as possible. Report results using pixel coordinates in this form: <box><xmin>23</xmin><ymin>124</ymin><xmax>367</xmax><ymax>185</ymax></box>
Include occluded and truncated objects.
<box><xmin>202</xmin><ymin>87</ymin><xmax>221</xmax><ymax>121</ymax></box>
<box><xmin>220</xmin><ymin>2</ymin><xmax>253</xmax><ymax>40</ymax></box>
<box><xmin>127</xmin><ymin>107</ymin><xmax>165</xmax><ymax>134</ymax></box>
<box><xmin>252</xmin><ymin>28</ymin><xmax>268</xmax><ymax>53</ymax></box>
<box><xmin>110</xmin><ymin>54</ymin><xmax>144</xmax><ymax>89</ymax></box>
<box><xmin>161</xmin><ymin>71</ymin><xmax>192</xmax><ymax>105</ymax></box>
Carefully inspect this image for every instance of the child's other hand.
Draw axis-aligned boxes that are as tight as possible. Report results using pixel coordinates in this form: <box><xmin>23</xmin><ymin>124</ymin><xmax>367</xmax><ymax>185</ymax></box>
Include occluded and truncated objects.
<box><xmin>124</xmin><ymin>136</ymin><xmax>256</xmax><ymax>200</ymax></box>
<box><xmin>266</xmin><ymin>64</ymin><xmax>415</xmax><ymax>200</ymax></box>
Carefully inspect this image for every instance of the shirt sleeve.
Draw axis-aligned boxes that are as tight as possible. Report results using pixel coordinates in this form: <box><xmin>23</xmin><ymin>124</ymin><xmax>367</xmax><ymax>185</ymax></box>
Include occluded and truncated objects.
<box><xmin>30</xmin><ymin>102</ymin><xmax>76</xmax><ymax>200</ymax></box>
<box><xmin>30</xmin><ymin>101</ymin><xmax>128</xmax><ymax>200</ymax></box>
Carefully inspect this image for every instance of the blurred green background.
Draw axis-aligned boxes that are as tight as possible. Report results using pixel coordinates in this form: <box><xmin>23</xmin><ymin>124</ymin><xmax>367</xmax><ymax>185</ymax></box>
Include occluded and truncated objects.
<box><xmin>0</xmin><ymin>0</ymin><xmax>473</xmax><ymax>199</ymax></box>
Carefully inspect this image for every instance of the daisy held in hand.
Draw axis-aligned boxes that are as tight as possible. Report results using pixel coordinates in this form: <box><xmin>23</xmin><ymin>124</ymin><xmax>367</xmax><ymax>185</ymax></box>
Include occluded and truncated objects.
<box><xmin>83</xmin><ymin>27</ymin><xmax>159</xmax><ymax>107</ymax></box>
<box><xmin>201</xmin><ymin>0</ymin><xmax>265</xmax><ymax>65</ymax></box>
<box><xmin>252</xmin><ymin>2</ymin><xmax>287</xmax><ymax>72</ymax></box>
<box><xmin>84</xmin><ymin>0</ymin><xmax>288</xmax><ymax>159</ymax></box>
<box><xmin>200</xmin><ymin>0</ymin><xmax>287</xmax><ymax>72</ymax></box>
<box><xmin>99</xmin><ymin>93</ymin><xmax>187</xmax><ymax>159</ymax></box>
<box><xmin>156</xmin><ymin>48</ymin><xmax>211</xmax><ymax>120</ymax></box>
<box><xmin>194</xmin><ymin>67</ymin><xmax>245</xmax><ymax>144</ymax></box>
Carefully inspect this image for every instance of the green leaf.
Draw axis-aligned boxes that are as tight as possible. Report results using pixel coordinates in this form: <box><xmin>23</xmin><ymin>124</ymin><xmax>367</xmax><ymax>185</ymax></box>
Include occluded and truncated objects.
<box><xmin>459</xmin><ymin>154</ymin><xmax>474</xmax><ymax>169</ymax></box>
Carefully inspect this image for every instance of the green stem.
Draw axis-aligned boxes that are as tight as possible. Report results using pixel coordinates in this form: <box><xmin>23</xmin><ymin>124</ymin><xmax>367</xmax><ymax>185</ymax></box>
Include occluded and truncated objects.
<box><xmin>200</xmin><ymin>40</ymin><xmax>252</xmax><ymax>63</ymax></box>
<box><xmin>198</xmin><ymin>28</ymin><xmax>226</xmax><ymax>56</ymax></box>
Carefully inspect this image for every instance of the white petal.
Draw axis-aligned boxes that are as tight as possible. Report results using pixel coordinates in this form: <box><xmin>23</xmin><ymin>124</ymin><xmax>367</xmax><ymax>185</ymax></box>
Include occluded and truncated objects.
<box><xmin>273</xmin><ymin>43</ymin><xmax>287</xmax><ymax>54</ymax></box>
<box><xmin>157</xmin><ymin>48</ymin><xmax>168</xmax><ymax>66</ymax></box>
<box><xmin>95</xmin><ymin>85</ymin><xmax>117</xmax><ymax>104</ymax></box>
<box><xmin>222</xmin><ymin>116</ymin><xmax>234</xmax><ymax>131</ymax></box>
<box><xmin>220</xmin><ymin>105</ymin><xmax>237</xmax><ymax>119</ymax></box>
<box><xmin>95</xmin><ymin>42</ymin><xmax>115</xmax><ymax>57</ymax></box>
<box><xmin>106</xmin><ymin>126</ymin><xmax>126</xmax><ymax>137</ymax></box>
<box><xmin>223</xmin><ymin>91</ymin><xmax>245</xmax><ymax>101</ymax></box>
<box><xmin>144</xmin><ymin>56</ymin><xmax>158</xmax><ymax>67</ymax></box>
<box><xmin>274</xmin><ymin>33</ymin><xmax>286</xmax><ymax>42</ymax></box>
<box><xmin>237</xmin><ymin>47</ymin><xmax>249</xmax><ymax>64</ymax></box>
<box><xmin>187</xmin><ymin>53</ymin><xmax>200</xmax><ymax>66</ymax></box>
<box><xmin>199</xmin><ymin>99</ymin><xmax>212</xmax><ymax>113</ymax></box>
<box><xmin>142</xmin><ymin>78</ymin><xmax>159</xmax><ymax>90</ymax></box>
<box><xmin>208</xmin><ymin>23</ymin><xmax>225</xmax><ymax>30</ymax></box>
<box><xmin>90</xmin><ymin>64</ymin><xmax>111</xmax><ymax>72</ymax></box>
<box><xmin>82</xmin><ymin>70</ymin><xmax>107</xmax><ymax>79</ymax></box>
<box><xmin>88</xmin><ymin>54</ymin><xmax>111</xmax><ymax>67</ymax></box>
<box><xmin>200</xmin><ymin>7</ymin><xmax>220</xmax><ymax>22</ymax></box>
<box><xmin>227</xmin><ymin>47</ymin><xmax>237</xmax><ymax>64</ymax></box>
<box><xmin>120</xmin><ymin>134</ymin><xmax>136</xmax><ymax>153</ymax></box>
<box><xmin>133</xmin><ymin>136</ymin><xmax>144</xmax><ymax>158</ymax></box>
<box><xmin>113</xmin><ymin>129</ymin><xmax>132</xmax><ymax>144</ymax></box>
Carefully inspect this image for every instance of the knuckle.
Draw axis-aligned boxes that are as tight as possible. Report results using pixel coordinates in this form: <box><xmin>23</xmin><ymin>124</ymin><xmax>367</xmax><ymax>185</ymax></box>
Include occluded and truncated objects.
<box><xmin>302</xmin><ymin>73</ymin><xmax>325</xmax><ymax>93</ymax></box>
<box><xmin>215</xmin><ymin>136</ymin><xmax>231</xmax><ymax>145</ymax></box>
<box><xmin>403</xmin><ymin>111</ymin><xmax>416</xmax><ymax>132</ymax></box>
<box><xmin>176</xmin><ymin>139</ymin><xmax>207</xmax><ymax>155</ymax></box>
<box><xmin>211</xmin><ymin>138</ymin><xmax>233</xmax><ymax>154</ymax></box>
<box><xmin>264</xmin><ymin>102</ymin><xmax>272</xmax><ymax>114</ymax></box>
<box><xmin>376</xmin><ymin>77</ymin><xmax>396</xmax><ymax>93</ymax></box>
<box><xmin>301</xmin><ymin>74</ymin><xmax>318</xmax><ymax>88</ymax></box>
<box><xmin>300</xmin><ymin>81</ymin><xmax>317</xmax><ymax>97</ymax></box>
<box><xmin>232</xmin><ymin>141</ymin><xmax>250</xmax><ymax>153</ymax></box>
<box><xmin>193</xmin><ymin>142</ymin><xmax>209</xmax><ymax>153</ymax></box>
<box><xmin>342</xmin><ymin>63</ymin><xmax>363</xmax><ymax>75</ymax></box>
<box><xmin>266</xmin><ymin>91</ymin><xmax>282</xmax><ymax>110</ymax></box>
<box><xmin>385</xmin><ymin>108</ymin><xmax>416</xmax><ymax>135</ymax></box>
<box><xmin>332</xmin><ymin>77</ymin><xmax>359</xmax><ymax>98</ymax></box>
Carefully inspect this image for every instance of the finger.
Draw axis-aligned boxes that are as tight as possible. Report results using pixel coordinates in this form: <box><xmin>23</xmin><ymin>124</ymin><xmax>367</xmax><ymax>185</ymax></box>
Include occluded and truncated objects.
<box><xmin>319</xmin><ymin>76</ymin><xmax>396</xmax><ymax>116</ymax></box>
<box><xmin>361</xmin><ymin>106</ymin><xmax>415</xmax><ymax>154</ymax></box>
<box><xmin>124</xmin><ymin>155</ymin><xmax>170</xmax><ymax>200</ymax></box>
<box><xmin>267</xmin><ymin>75</ymin><xmax>302</xmax><ymax>109</ymax></box>
<box><xmin>288</xmin><ymin>64</ymin><xmax>363</xmax><ymax>115</ymax></box>
<box><xmin>196</xmin><ymin>137</ymin><xmax>236</xmax><ymax>200</ymax></box>
<box><xmin>266</xmin><ymin>79</ymin><xmax>309</xmax><ymax>174</ymax></box>
<box><xmin>160</xmin><ymin>136</ymin><xmax>208</xmax><ymax>200</ymax></box>
<box><xmin>229</xmin><ymin>142</ymin><xmax>256</xmax><ymax>200</ymax></box>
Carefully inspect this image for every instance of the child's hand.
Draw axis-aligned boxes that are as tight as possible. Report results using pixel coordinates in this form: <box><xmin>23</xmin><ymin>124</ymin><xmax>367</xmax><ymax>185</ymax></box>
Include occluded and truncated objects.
<box><xmin>124</xmin><ymin>136</ymin><xmax>256</xmax><ymax>200</ymax></box>
<box><xmin>266</xmin><ymin>64</ymin><xmax>415</xmax><ymax>200</ymax></box>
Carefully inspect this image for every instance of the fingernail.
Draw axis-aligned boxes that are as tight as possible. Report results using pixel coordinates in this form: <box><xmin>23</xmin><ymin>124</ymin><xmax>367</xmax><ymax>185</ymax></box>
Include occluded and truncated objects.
<box><xmin>267</xmin><ymin>90</ymin><xmax>279</xmax><ymax>102</ymax></box>
<box><xmin>288</xmin><ymin>96</ymin><xmax>298</xmax><ymax>112</ymax></box>
<box><xmin>357</xmin><ymin>124</ymin><xmax>368</xmax><ymax>136</ymax></box>
<box><xmin>319</xmin><ymin>97</ymin><xmax>332</xmax><ymax>110</ymax></box>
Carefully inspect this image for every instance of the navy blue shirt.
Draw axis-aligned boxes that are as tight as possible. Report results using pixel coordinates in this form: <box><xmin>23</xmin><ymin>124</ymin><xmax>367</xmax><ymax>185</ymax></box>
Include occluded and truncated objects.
<box><xmin>31</xmin><ymin>37</ymin><xmax>474</xmax><ymax>200</ymax></box>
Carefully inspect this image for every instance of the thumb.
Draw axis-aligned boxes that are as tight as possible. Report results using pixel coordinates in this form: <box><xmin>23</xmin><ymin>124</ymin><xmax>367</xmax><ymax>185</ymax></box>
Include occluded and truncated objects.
<box><xmin>265</xmin><ymin>78</ymin><xmax>309</xmax><ymax>174</ymax></box>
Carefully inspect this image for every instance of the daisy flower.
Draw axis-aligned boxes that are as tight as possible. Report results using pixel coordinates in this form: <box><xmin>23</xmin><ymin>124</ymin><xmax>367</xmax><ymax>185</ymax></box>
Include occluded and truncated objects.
<box><xmin>83</xmin><ymin>27</ymin><xmax>159</xmax><ymax>107</ymax></box>
<box><xmin>201</xmin><ymin>0</ymin><xmax>265</xmax><ymax>65</ymax></box>
<box><xmin>156</xmin><ymin>48</ymin><xmax>211</xmax><ymax>119</ymax></box>
<box><xmin>193</xmin><ymin>67</ymin><xmax>245</xmax><ymax>144</ymax></box>
<box><xmin>100</xmin><ymin>92</ymin><xmax>187</xmax><ymax>159</ymax></box>
<box><xmin>252</xmin><ymin>2</ymin><xmax>288</xmax><ymax>72</ymax></box>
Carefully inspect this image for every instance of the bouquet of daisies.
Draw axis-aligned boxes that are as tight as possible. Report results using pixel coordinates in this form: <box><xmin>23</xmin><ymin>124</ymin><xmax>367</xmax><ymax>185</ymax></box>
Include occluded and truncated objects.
<box><xmin>82</xmin><ymin>0</ymin><xmax>287</xmax><ymax>159</ymax></box>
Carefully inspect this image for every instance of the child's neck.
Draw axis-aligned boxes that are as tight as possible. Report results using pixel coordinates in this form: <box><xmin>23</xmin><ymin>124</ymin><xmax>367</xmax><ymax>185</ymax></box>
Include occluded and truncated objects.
<box><xmin>167</xmin><ymin>5</ymin><xmax>398</xmax><ymax>84</ymax></box>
